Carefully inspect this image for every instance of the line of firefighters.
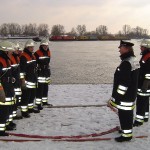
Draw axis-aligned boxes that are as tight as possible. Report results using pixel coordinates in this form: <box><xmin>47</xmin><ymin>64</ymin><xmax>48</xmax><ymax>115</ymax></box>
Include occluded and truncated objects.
<box><xmin>0</xmin><ymin>39</ymin><xmax>51</xmax><ymax>136</ymax></box>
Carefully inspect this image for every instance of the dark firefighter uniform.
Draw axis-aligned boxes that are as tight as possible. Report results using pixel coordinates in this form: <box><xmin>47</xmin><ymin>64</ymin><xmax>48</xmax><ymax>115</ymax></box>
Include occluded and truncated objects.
<box><xmin>10</xmin><ymin>52</ymin><xmax>22</xmax><ymax>118</ymax></box>
<box><xmin>20</xmin><ymin>39</ymin><xmax>39</xmax><ymax>118</ymax></box>
<box><xmin>0</xmin><ymin>41</ymin><xmax>15</xmax><ymax>136</ymax></box>
<box><xmin>109</xmin><ymin>40</ymin><xmax>139</xmax><ymax>142</ymax></box>
<box><xmin>134</xmin><ymin>40</ymin><xmax>150</xmax><ymax>126</ymax></box>
<box><xmin>34</xmin><ymin>39</ymin><xmax>51</xmax><ymax>110</ymax></box>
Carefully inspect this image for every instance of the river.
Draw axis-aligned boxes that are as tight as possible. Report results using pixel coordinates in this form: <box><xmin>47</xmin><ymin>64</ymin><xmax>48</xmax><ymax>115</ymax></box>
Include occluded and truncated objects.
<box><xmin>2</xmin><ymin>39</ymin><xmax>142</xmax><ymax>84</ymax></box>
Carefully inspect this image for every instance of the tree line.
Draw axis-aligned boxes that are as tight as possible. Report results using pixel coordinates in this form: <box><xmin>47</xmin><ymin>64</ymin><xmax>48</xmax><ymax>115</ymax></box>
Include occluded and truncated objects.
<box><xmin>0</xmin><ymin>23</ymin><xmax>149</xmax><ymax>39</ymax></box>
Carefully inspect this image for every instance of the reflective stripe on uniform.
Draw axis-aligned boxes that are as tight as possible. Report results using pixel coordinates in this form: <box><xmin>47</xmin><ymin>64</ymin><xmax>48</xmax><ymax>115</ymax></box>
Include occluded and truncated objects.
<box><xmin>20</xmin><ymin>73</ymin><xmax>25</xmax><ymax>78</ymax></box>
<box><xmin>145</xmin><ymin>74</ymin><xmax>150</xmax><ymax>79</ymax></box>
<box><xmin>110</xmin><ymin>99</ymin><xmax>135</xmax><ymax>110</ymax></box>
<box><xmin>42</xmin><ymin>97</ymin><xmax>48</xmax><ymax>103</ymax></box>
<box><xmin>39</xmin><ymin>56</ymin><xmax>49</xmax><ymax>59</ymax></box>
<box><xmin>13</xmin><ymin>111</ymin><xmax>17</xmax><ymax>117</ymax></box>
<box><xmin>14</xmin><ymin>88</ymin><xmax>22</xmax><ymax>95</ymax></box>
<box><xmin>36</xmin><ymin>98</ymin><xmax>42</xmax><ymax>104</ymax></box>
<box><xmin>27</xmin><ymin>60</ymin><xmax>36</xmax><ymax>64</ymax></box>
<box><xmin>122</xmin><ymin>129</ymin><xmax>132</xmax><ymax>138</ymax></box>
<box><xmin>135</xmin><ymin>115</ymin><xmax>144</xmax><ymax>123</ymax></box>
<box><xmin>28</xmin><ymin>103</ymin><xmax>34</xmax><ymax>109</ymax></box>
<box><xmin>26</xmin><ymin>81</ymin><xmax>36</xmax><ymax>88</ymax></box>
<box><xmin>137</xmin><ymin>89</ymin><xmax>150</xmax><ymax>96</ymax></box>
<box><xmin>122</xmin><ymin>133</ymin><xmax>132</xmax><ymax>137</ymax></box>
<box><xmin>21</xmin><ymin>106</ymin><xmax>28</xmax><ymax>112</ymax></box>
<box><xmin>2</xmin><ymin>67</ymin><xmax>11</xmax><ymax>71</ymax></box>
<box><xmin>145</xmin><ymin>112</ymin><xmax>149</xmax><ymax>118</ymax></box>
<box><xmin>117</xmin><ymin>85</ymin><xmax>128</xmax><ymax>95</ymax></box>
<box><xmin>11</xmin><ymin>64</ymin><xmax>19</xmax><ymax>67</ymax></box>
<box><xmin>0</xmin><ymin>124</ymin><xmax>5</xmax><ymax>131</ymax></box>
<box><xmin>38</xmin><ymin>77</ymin><xmax>47</xmax><ymax>83</ymax></box>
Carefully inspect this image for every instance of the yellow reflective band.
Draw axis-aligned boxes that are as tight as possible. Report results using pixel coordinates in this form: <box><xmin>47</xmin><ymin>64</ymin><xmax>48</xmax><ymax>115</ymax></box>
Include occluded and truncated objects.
<box><xmin>122</xmin><ymin>133</ymin><xmax>132</xmax><ymax>138</ymax></box>
<box><xmin>110</xmin><ymin>100</ymin><xmax>135</xmax><ymax>110</ymax></box>
<box><xmin>0</xmin><ymin>102</ymin><xmax>12</xmax><ymax>105</ymax></box>
<box><xmin>135</xmin><ymin>119</ymin><xmax>144</xmax><ymax>123</ymax></box>
<box><xmin>0</xmin><ymin>128</ymin><xmax>5</xmax><ymax>131</ymax></box>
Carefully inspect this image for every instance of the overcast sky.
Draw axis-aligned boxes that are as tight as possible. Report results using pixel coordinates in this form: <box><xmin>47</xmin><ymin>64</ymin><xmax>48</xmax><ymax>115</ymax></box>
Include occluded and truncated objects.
<box><xmin>0</xmin><ymin>0</ymin><xmax>150</xmax><ymax>34</ymax></box>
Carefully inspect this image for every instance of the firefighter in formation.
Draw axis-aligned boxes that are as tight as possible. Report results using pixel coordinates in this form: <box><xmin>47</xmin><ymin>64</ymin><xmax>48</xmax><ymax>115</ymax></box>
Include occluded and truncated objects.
<box><xmin>108</xmin><ymin>40</ymin><xmax>139</xmax><ymax>142</ymax></box>
<box><xmin>34</xmin><ymin>39</ymin><xmax>52</xmax><ymax>110</ymax></box>
<box><xmin>20</xmin><ymin>39</ymin><xmax>40</xmax><ymax>118</ymax></box>
<box><xmin>134</xmin><ymin>39</ymin><xmax>150</xmax><ymax>126</ymax></box>
<box><xmin>0</xmin><ymin>41</ymin><xmax>16</xmax><ymax>136</ymax></box>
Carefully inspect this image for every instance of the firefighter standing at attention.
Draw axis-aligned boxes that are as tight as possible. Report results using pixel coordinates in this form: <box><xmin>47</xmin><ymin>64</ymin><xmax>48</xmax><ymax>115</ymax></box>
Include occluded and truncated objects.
<box><xmin>133</xmin><ymin>40</ymin><xmax>150</xmax><ymax>126</ymax></box>
<box><xmin>34</xmin><ymin>39</ymin><xmax>52</xmax><ymax>110</ymax></box>
<box><xmin>108</xmin><ymin>40</ymin><xmax>139</xmax><ymax>142</ymax></box>
<box><xmin>10</xmin><ymin>42</ymin><xmax>22</xmax><ymax>119</ymax></box>
<box><xmin>0</xmin><ymin>40</ymin><xmax>16</xmax><ymax>136</ymax></box>
<box><xmin>20</xmin><ymin>39</ymin><xmax>39</xmax><ymax>118</ymax></box>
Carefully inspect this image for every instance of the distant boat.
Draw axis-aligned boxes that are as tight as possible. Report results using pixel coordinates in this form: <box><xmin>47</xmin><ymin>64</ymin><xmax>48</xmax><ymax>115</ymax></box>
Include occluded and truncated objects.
<box><xmin>32</xmin><ymin>36</ymin><xmax>42</xmax><ymax>42</ymax></box>
<box><xmin>50</xmin><ymin>35</ymin><xmax>76</xmax><ymax>41</ymax></box>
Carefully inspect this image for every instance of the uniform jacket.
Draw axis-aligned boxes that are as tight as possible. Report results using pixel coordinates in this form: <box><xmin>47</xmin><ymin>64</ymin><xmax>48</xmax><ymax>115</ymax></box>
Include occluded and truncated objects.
<box><xmin>0</xmin><ymin>51</ymin><xmax>15</xmax><ymax>104</ymax></box>
<box><xmin>110</xmin><ymin>51</ymin><xmax>139</xmax><ymax>110</ymax></box>
<box><xmin>20</xmin><ymin>49</ymin><xmax>37</xmax><ymax>88</ymax></box>
<box><xmin>34</xmin><ymin>47</ymin><xmax>51</xmax><ymax>83</ymax></box>
<box><xmin>137</xmin><ymin>49</ymin><xmax>150</xmax><ymax>96</ymax></box>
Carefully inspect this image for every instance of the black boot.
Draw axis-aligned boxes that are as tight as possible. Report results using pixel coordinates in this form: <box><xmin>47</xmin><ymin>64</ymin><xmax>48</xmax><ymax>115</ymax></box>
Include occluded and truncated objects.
<box><xmin>118</xmin><ymin>130</ymin><xmax>122</xmax><ymax>134</ymax></box>
<box><xmin>115</xmin><ymin>136</ymin><xmax>132</xmax><ymax>142</ymax></box>
<box><xmin>14</xmin><ymin>115</ymin><xmax>23</xmax><ymax>120</ymax></box>
<box><xmin>22</xmin><ymin>112</ymin><xmax>30</xmax><ymax>118</ymax></box>
<box><xmin>37</xmin><ymin>104</ymin><xmax>43</xmax><ymax>110</ymax></box>
<box><xmin>133</xmin><ymin>120</ymin><xmax>143</xmax><ymax>127</ymax></box>
<box><xmin>144</xmin><ymin>118</ymin><xmax>149</xmax><ymax>122</ymax></box>
<box><xmin>28</xmin><ymin>108</ymin><xmax>40</xmax><ymax>113</ymax></box>
<box><xmin>42</xmin><ymin>102</ymin><xmax>53</xmax><ymax>107</ymax></box>
<box><xmin>0</xmin><ymin>131</ymin><xmax>9</xmax><ymax>136</ymax></box>
<box><xmin>9</xmin><ymin>122</ymin><xmax>16</xmax><ymax>128</ymax></box>
<box><xmin>6</xmin><ymin>124</ymin><xmax>16</xmax><ymax>131</ymax></box>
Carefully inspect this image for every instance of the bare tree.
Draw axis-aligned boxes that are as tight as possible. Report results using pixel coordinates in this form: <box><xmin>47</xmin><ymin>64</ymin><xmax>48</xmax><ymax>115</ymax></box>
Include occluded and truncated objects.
<box><xmin>96</xmin><ymin>25</ymin><xmax>108</xmax><ymax>35</ymax></box>
<box><xmin>76</xmin><ymin>25</ymin><xmax>86</xmax><ymax>36</ymax></box>
<box><xmin>22</xmin><ymin>23</ymin><xmax>38</xmax><ymax>36</ymax></box>
<box><xmin>51</xmin><ymin>24</ymin><xmax>65</xmax><ymax>35</ymax></box>
<box><xmin>0</xmin><ymin>23</ymin><xmax>9</xmax><ymax>36</ymax></box>
<box><xmin>38</xmin><ymin>24</ymin><xmax>49</xmax><ymax>37</ymax></box>
<box><xmin>67</xmin><ymin>27</ymin><xmax>77</xmax><ymax>36</ymax></box>
<box><xmin>8</xmin><ymin>23</ymin><xmax>21</xmax><ymax>36</ymax></box>
<box><xmin>122</xmin><ymin>24</ymin><xmax>131</xmax><ymax>35</ymax></box>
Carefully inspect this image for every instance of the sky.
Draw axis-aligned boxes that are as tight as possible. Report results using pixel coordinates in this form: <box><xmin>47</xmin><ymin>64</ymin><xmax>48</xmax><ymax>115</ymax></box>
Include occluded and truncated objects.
<box><xmin>0</xmin><ymin>0</ymin><xmax>150</xmax><ymax>34</ymax></box>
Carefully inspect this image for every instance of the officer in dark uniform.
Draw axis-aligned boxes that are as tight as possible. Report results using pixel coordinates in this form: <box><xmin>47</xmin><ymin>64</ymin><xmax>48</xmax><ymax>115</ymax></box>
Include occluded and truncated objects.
<box><xmin>0</xmin><ymin>40</ymin><xmax>15</xmax><ymax>136</ymax></box>
<box><xmin>108</xmin><ymin>40</ymin><xmax>139</xmax><ymax>142</ymax></box>
<box><xmin>34</xmin><ymin>39</ymin><xmax>52</xmax><ymax>110</ymax></box>
<box><xmin>20</xmin><ymin>39</ymin><xmax>39</xmax><ymax>118</ymax></box>
<box><xmin>133</xmin><ymin>40</ymin><xmax>150</xmax><ymax>126</ymax></box>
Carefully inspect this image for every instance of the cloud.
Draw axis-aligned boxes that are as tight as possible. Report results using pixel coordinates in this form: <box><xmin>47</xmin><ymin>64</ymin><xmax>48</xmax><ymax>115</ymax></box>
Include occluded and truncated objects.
<box><xmin>0</xmin><ymin>0</ymin><xmax>150</xmax><ymax>33</ymax></box>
